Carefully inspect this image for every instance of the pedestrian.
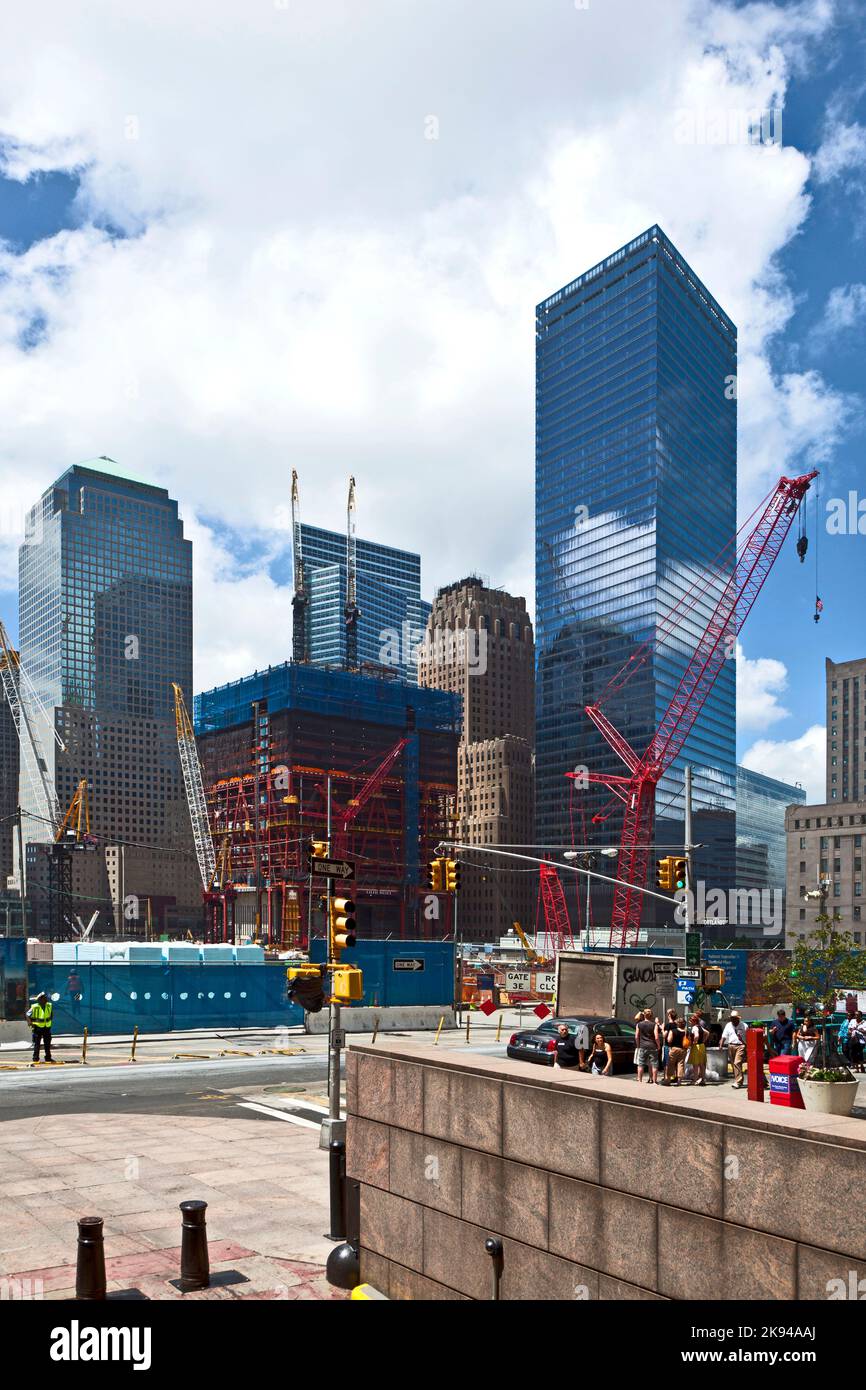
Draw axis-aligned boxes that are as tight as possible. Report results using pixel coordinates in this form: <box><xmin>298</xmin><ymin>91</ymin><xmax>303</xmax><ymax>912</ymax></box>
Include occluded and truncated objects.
<box><xmin>553</xmin><ymin>1021</ymin><xmax>588</xmax><ymax>1070</ymax></box>
<box><xmin>26</xmin><ymin>991</ymin><xmax>54</xmax><ymax>1064</ymax></box>
<box><xmin>795</xmin><ymin>1014</ymin><xmax>820</xmax><ymax>1064</ymax></box>
<box><xmin>687</xmin><ymin>1012</ymin><xmax>708</xmax><ymax>1086</ymax></box>
<box><xmin>769</xmin><ymin>1009</ymin><xmax>795</xmax><ymax>1056</ymax></box>
<box><xmin>720</xmin><ymin>1011</ymin><xmax>747</xmax><ymax>1088</ymax></box>
<box><xmin>634</xmin><ymin>1008</ymin><xmax>660</xmax><ymax>1085</ymax></box>
<box><xmin>664</xmin><ymin>1016</ymin><xmax>688</xmax><ymax>1085</ymax></box>
<box><xmin>661</xmin><ymin>1007</ymin><xmax>677</xmax><ymax>1074</ymax></box>
<box><xmin>588</xmin><ymin>1030</ymin><xmax>613</xmax><ymax>1076</ymax></box>
<box><xmin>848</xmin><ymin>1012</ymin><xmax>866</xmax><ymax>1073</ymax></box>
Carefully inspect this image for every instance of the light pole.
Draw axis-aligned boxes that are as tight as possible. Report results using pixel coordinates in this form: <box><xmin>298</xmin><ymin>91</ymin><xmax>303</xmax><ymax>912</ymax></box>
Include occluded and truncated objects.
<box><xmin>563</xmin><ymin>847</ymin><xmax>618</xmax><ymax>936</ymax></box>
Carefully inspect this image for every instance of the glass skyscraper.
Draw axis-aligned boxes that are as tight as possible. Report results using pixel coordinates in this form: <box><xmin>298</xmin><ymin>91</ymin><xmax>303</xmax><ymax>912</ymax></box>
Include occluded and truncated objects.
<box><xmin>17</xmin><ymin>462</ymin><xmax>199</xmax><ymax>926</ymax></box>
<box><xmin>535</xmin><ymin>226</ymin><xmax>737</xmax><ymax>931</ymax></box>
<box><xmin>298</xmin><ymin>524</ymin><xmax>430</xmax><ymax>682</ymax></box>
<box><xmin>736</xmin><ymin>765</ymin><xmax>805</xmax><ymax>935</ymax></box>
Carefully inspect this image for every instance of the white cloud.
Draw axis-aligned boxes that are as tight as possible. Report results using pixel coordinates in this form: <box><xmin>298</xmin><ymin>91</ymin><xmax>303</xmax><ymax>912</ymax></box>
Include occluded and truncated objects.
<box><xmin>813</xmin><ymin>118</ymin><xmax>866</xmax><ymax>183</ymax></box>
<box><xmin>0</xmin><ymin>0</ymin><xmax>855</xmax><ymax>687</ymax></box>
<box><xmin>818</xmin><ymin>282</ymin><xmax>866</xmax><ymax>335</ymax></box>
<box><xmin>740</xmin><ymin>724</ymin><xmax>826</xmax><ymax>801</ymax></box>
<box><xmin>736</xmin><ymin>643</ymin><xmax>790</xmax><ymax>731</ymax></box>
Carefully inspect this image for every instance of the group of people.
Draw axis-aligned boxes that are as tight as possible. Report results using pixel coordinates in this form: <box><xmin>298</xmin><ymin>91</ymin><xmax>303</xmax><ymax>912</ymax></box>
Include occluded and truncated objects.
<box><xmin>839</xmin><ymin>1011</ymin><xmax>866</xmax><ymax>1072</ymax></box>
<box><xmin>553</xmin><ymin>1021</ymin><xmax>614</xmax><ymax>1075</ymax></box>
<box><xmin>634</xmin><ymin>1008</ymin><xmax>709</xmax><ymax>1086</ymax></box>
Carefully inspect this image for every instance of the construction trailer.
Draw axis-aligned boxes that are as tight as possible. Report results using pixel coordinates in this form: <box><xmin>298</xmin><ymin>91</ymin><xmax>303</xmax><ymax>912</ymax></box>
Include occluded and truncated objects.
<box><xmin>194</xmin><ymin>663</ymin><xmax>461</xmax><ymax>943</ymax></box>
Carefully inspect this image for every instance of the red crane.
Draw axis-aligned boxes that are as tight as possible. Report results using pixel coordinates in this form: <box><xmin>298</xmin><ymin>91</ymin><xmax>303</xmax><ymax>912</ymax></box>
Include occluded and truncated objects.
<box><xmin>579</xmin><ymin>470</ymin><xmax>817</xmax><ymax>948</ymax></box>
<box><xmin>333</xmin><ymin>736</ymin><xmax>409</xmax><ymax>857</ymax></box>
<box><xmin>536</xmin><ymin>863</ymin><xmax>575</xmax><ymax>957</ymax></box>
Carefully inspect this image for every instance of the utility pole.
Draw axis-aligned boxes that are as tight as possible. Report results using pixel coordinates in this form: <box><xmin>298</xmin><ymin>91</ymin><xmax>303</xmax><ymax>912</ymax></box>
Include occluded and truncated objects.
<box><xmin>322</xmin><ymin>775</ymin><xmax>345</xmax><ymax>1146</ymax></box>
<box><xmin>684</xmin><ymin>764</ymin><xmax>694</xmax><ymax>936</ymax></box>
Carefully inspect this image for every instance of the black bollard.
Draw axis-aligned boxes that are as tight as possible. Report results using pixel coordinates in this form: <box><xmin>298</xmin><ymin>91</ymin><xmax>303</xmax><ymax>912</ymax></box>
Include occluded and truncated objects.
<box><xmin>75</xmin><ymin>1216</ymin><xmax>107</xmax><ymax>1301</ymax></box>
<box><xmin>178</xmin><ymin>1200</ymin><xmax>210</xmax><ymax>1291</ymax></box>
<box><xmin>484</xmin><ymin>1237</ymin><xmax>503</xmax><ymax>1301</ymax></box>
<box><xmin>328</xmin><ymin>1139</ymin><xmax>347</xmax><ymax>1241</ymax></box>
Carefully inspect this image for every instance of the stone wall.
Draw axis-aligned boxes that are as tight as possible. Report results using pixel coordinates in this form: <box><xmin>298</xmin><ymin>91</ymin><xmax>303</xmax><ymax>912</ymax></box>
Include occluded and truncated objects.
<box><xmin>346</xmin><ymin>1041</ymin><xmax>866</xmax><ymax>1301</ymax></box>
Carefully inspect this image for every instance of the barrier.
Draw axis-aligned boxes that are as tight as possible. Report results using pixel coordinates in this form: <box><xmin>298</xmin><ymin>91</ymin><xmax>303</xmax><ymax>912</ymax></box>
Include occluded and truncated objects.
<box><xmin>308</xmin><ymin>939</ymin><xmax>455</xmax><ymax>1009</ymax></box>
<box><xmin>27</xmin><ymin>963</ymin><xmax>304</xmax><ymax>1036</ymax></box>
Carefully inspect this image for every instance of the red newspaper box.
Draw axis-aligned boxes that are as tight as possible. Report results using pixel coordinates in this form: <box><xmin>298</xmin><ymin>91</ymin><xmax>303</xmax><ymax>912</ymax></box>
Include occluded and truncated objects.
<box><xmin>768</xmin><ymin>1054</ymin><xmax>805</xmax><ymax>1109</ymax></box>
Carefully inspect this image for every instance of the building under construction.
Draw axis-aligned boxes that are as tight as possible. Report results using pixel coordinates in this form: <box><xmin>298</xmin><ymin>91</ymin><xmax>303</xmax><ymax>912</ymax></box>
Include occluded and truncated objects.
<box><xmin>194</xmin><ymin>663</ymin><xmax>461</xmax><ymax>943</ymax></box>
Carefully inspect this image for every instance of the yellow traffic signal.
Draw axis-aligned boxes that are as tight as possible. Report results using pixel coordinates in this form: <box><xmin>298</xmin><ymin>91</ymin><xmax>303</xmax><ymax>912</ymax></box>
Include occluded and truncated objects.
<box><xmin>701</xmin><ymin>965</ymin><xmax>725</xmax><ymax>993</ymax></box>
<box><xmin>672</xmin><ymin>857</ymin><xmax>687</xmax><ymax>891</ymax></box>
<box><xmin>329</xmin><ymin>895</ymin><xmax>356</xmax><ymax>962</ymax></box>
<box><xmin>444</xmin><ymin>858</ymin><xmax>460</xmax><ymax>893</ymax></box>
<box><xmin>656</xmin><ymin>857</ymin><xmax>673</xmax><ymax>891</ymax></box>
<box><xmin>311</xmin><ymin>839</ymin><xmax>329</xmax><ymax>859</ymax></box>
<box><xmin>427</xmin><ymin>858</ymin><xmax>445</xmax><ymax>892</ymax></box>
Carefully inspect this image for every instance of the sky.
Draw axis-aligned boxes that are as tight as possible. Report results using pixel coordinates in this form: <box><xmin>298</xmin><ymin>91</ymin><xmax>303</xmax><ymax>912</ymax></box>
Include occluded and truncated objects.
<box><xmin>0</xmin><ymin>0</ymin><xmax>864</xmax><ymax>804</ymax></box>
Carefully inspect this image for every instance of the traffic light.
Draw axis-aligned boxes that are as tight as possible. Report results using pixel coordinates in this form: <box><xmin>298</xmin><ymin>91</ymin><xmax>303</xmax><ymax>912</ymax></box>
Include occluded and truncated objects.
<box><xmin>427</xmin><ymin>858</ymin><xmax>445</xmax><ymax>892</ymax></box>
<box><xmin>701</xmin><ymin>965</ymin><xmax>726</xmax><ymax>993</ymax></box>
<box><xmin>673</xmin><ymin>857</ymin><xmax>687</xmax><ymax>891</ymax></box>
<box><xmin>310</xmin><ymin>839</ymin><xmax>329</xmax><ymax>859</ymax></box>
<box><xmin>286</xmin><ymin>964</ymin><xmax>326</xmax><ymax>1013</ymax></box>
<box><xmin>444</xmin><ymin>858</ymin><xmax>460</xmax><ymax>893</ymax></box>
<box><xmin>329</xmin><ymin>895</ymin><xmax>357</xmax><ymax>961</ymax></box>
<box><xmin>656</xmin><ymin>857</ymin><xmax>674</xmax><ymax>891</ymax></box>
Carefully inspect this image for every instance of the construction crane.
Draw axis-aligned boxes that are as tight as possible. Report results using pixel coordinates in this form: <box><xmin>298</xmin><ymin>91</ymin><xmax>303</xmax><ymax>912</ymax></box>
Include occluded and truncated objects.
<box><xmin>172</xmin><ymin>683</ymin><xmax>217</xmax><ymax>893</ymax></box>
<box><xmin>536</xmin><ymin>863</ymin><xmax>575</xmax><ymax>956</ymax></box>
<box><xmin>334</xmin><ymin>735</ymin><xmax>409</xmax><ymax>856</ymax></box>
<box><xmin>580</xmin><ymin>470</ymin><xmax>817</xmax><ymax>948</ymax></box>
<box><xmin>49</xmin><ymin>779</ymin><xmax>97</xmax><ymax>941</ymax></box>
<box><xmin>510</xmin><ymin>919</ymin><xmax>546</xmax><ymax>967</ymax></box>
<box><xmin>291</xmin><ymin>469</ymin><xmax>308</xmax><ymax>664</ymax></box>
<box><xmin>0</xmin><ymin>620</ymin><xmax>64</xmax><ymax>854</ymax></box>
<box><xmin>345</xmin><ymin>474</ymin><xmax>359</xmax><ymax>670</ymax></box>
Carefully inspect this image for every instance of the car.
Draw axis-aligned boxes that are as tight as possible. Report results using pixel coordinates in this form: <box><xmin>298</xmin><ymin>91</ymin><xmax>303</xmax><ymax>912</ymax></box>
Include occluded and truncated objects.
<box><xmin>506</xmin><ymin>1016</ymin><xmax>638</xmax><ymax>1070</ymax></box>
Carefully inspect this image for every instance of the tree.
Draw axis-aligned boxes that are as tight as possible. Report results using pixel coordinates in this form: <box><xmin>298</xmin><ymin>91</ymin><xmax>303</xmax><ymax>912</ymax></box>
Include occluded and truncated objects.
<box><xmin>764</xmin><ymin>911</ymin><xmax>866</xmax><ymax>1064</ymax></box>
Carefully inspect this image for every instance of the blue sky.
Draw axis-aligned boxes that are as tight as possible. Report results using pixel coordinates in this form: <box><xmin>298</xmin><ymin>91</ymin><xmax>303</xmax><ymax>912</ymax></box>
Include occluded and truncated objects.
<box><xmin>0</xmin><ymin>0</ymin><xmax>864</xmax><ymax>800</ymax></box>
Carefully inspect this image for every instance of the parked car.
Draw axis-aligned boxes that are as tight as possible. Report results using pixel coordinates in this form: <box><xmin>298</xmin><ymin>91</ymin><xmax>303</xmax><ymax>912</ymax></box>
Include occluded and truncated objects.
<box><xmin>506</xmin><ymin>1016</ymin><xmax>638</xmax><ymax>1070</ymax></box>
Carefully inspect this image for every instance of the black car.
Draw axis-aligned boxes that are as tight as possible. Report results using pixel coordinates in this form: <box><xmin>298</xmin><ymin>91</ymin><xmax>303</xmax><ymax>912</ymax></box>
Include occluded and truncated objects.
<box><xmin>506</xmin><ymin>1016</ymin><xmax>637</xmax><ymax>1070</ymax></box>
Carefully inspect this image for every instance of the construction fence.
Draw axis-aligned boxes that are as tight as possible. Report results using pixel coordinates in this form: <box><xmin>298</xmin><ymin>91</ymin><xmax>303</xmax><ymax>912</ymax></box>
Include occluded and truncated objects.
<box><xmin>26</xmin><ymin>962</ymin><xmax>304</xmax><ymax>1036</ymax></box>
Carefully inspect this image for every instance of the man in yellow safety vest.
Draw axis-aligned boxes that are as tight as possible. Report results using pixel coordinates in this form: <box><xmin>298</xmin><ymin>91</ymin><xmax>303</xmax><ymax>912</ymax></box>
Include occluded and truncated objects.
<box><xmin>26</xmin><ymin>992</ymin><xmax>54</xmax><ymax>1063</ymax></box>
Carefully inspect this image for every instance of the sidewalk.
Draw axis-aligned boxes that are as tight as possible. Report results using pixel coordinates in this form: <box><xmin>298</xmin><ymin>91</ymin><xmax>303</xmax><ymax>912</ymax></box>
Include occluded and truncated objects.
<box><xmin>0</xmin><ymin>1111</ymin><xmax>347</xmax><ymax>1300</ymax></box>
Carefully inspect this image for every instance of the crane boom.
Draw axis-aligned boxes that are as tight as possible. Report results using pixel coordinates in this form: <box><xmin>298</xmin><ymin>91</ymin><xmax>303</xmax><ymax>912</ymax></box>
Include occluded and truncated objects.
<box><xmin>172</xmin><ymin>682</ymin><xmax>217</xmax><ymax>891</ymax></box>
<box><xmin>334</xmin><ymin>735</ymin><xmax>409</xmax><ymax>855</ymax></box>
<box><xmin>291</xmin><ymin>469</ymin><xmax>307</xmax><ymax>664</ymax></box>
<box><xmin>0</xmin><ymin>620</ymin><xmax>63</xmax><ymax>851</ymax></box>
<box><xmin>583</xmin><ymin>470</ymin><xmax>817</xmax><ymax>947</ymax></box>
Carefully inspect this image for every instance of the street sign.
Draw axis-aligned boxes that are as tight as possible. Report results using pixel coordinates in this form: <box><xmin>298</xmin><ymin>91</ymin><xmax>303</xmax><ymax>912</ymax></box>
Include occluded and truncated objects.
<box><xmin>677</xmin><ymin>988</ymin><xmax>696</xmax><ymax>1006</ymax></box>
<box><xmin>308</xmin><ymin>856</ymin><xmax>355</xmax><ymax>880</ymax></box>
<box><xmin>331</xmin><ymin>1028</ymin><xmax>346</xmax><ymax>1049</ymax></box>
<box><xmin>536</xmin><ymin>972</ymin><xmax>557</xmax><ymax>995</ymax></box>
<box><xmin>652</xmin><ymin>961</ymin><xmax>677</xmax><ymax>975</ymax></box>
<box><xmin>685</xmin><ymin>931</ymin><xmax>702</xmax><ymax>967</ymax></box>
<box><xmin>678</xmin><ymin>968</ymin><xmax>701</xmax><ymax>980</ymax></box>
<box><xmin>506</xmin><ymin>969</ymin><xmax>531</xmax><ymax>992</ymax></box>
<box><xmin>393</xmin><ymin>958</ymin><xmax>425</xmax><ymax>972</ymax></box>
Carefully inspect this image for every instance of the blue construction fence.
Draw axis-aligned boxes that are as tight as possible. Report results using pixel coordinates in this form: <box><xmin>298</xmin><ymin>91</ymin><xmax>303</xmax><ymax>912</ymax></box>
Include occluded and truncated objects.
<box><xmin>309</xmin><ymin>938</ymin><xmax>455</xmax><ymax>1008</ymax></box>
<box><xmin>27</xmin><ymin>963</ymin><xmax>304</xmax><ymax>1036</ymax></box>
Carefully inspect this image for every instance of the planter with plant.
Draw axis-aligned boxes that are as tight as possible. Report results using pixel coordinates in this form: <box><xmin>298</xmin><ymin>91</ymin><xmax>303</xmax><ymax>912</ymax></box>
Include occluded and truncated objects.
<box><xmin>797</xmin><ymin>1063</ymin><xmax>860</xmax><ymax>1116</ymax></box>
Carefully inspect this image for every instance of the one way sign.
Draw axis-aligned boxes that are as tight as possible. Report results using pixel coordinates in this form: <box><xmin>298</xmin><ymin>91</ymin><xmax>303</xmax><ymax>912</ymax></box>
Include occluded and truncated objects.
<box><xmin>393</xmin><ymin>958</ymin><xmax>425</xmax><ymax>972</ymax></box>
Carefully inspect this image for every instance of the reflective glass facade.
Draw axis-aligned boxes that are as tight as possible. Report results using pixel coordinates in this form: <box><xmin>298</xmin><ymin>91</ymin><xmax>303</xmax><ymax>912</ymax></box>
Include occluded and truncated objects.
<box><xmin>18</xmin><ymin>464</ymin><xmax>194</xmax><ymax>862</ymax></box>
<box><xmin>298</xmin><ymin>524</ymin><xmax>430</xmax><ymax>682</ymax></box>
<box><xmin>736</xmin><ymin>765</ymin><xmax>805</xmax><ymax>932</ymax></box>
<box><xmin>536</xmin><ymin>226</ymin><xmax>737</xmax><ymax>928</ymax></box>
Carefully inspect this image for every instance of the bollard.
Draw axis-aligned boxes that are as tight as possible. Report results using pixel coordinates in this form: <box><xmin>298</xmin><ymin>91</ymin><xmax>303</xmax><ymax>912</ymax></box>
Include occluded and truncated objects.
<box><xmin>434</xmin><ymin>1015</ymin><xmax>445</xmax><ymax>1046</ymax></box>
<box><xmin>178</xmin><ymin>1200</ymin><xmax>210</xmax><ymax>1291</ymax></box>
<box><xmin>75</xmin><ymin>1216</ymin><xmax>106</xmax><ymax>1300</ymax></box>
<box><xmin>130</xmin><ymin>1025</ymin><xmax>138</xmax><ymax>1063</ymax></box>
<box><xmin>465</xmin><ymin>1013</ymin><xmax>471</xmax><ymax>1044</ymax></box>
<box><xmin>81</xmin><ymin>1027</ymin><xmax>88</xmax><ymax>1066</ymax></box>
<box><xmin>484</xmin><ymin>1237</ymin><xmax>503</xmax><ymax>1301</ymax></box>
<box><xmin>495</xmin><ymin>1014</ymin><xmax>503</xmax><ymax>1044</ymax></box>
<box><xmin>371</xmin><ymin>1017</ymin><xmax>380</xmax><ymax>1046</ymax></box>
<box><xmin>746</xmin><ymin>1026</ymin><xmax>765</xmax><ymax>1103</ymax></box>
<box><xmin>328</xmin><ymin>1139</ymin><xmax>347</xmax><ymax>1240</ymax></box>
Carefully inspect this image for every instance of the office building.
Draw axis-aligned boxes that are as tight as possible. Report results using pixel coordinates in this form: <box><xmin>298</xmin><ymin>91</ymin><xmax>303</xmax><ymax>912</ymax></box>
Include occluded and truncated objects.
<box><xmin>736</xmin><ymin>765</ymin><xmax>805</xmax><ymax>938</ymax></box>
<box><xmin>296</xmin><ymin>524</ymin><xmax>430</xmax><ymax>683</ymax></box>
<box><xmin>0</xmin><ymin>647</ymin><xmax>19</xmax><ymax>894</ymax></box>
<box><xmin>419</xmin><ymin>579</ymin><xmax>534</xmax><ymax>941</ymax></box>
<box><xmin>535</xmin><ymin>226</ymin><xmax>738</xmax><ymax>932</ymax></box>
<box><xmin>786</xmin><ymin>654</ymin><xmax>866</xmax><ymax>945</ymax></box>
<box><xmin>18</xmin><ymin>462</ymin><xmax>200</xmax><ymax>933</ymax></box>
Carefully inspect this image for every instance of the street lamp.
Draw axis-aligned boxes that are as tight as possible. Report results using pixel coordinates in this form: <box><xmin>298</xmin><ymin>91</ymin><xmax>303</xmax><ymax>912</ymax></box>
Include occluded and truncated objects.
<box><xmin>563</xmin><ymin>848</ymin><xmax>618</xmax><ymax>935</ymax></box>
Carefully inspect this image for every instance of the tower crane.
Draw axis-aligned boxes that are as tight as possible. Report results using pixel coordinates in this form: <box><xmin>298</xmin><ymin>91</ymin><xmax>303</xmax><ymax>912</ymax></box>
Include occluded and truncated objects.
<box><xmin>577</xmin><ymin>470</ymin><xmax>817</xmax><ymax>948</ymax></box>
<box><xmin>291</xmin><ymin>469</ymin><xmax>308</xmax><ymax>664</ymax></box>
<box><xmin>345</xmin><ymin>475</ymin><xmax>359</xmax><ymax>670</ymax></box>
<box><xmin>333</xmin><ymin>735</ymin><xmax>409</xmax><ymax>857</ymax></box>
<box><xmin>172</xmin><ymin>682</ymin><xmax>217</xmax><ymax>893</ymax></box>
<box><xmin>0</xmin><ymin>619</ymin><xmax>65</xmax><ymax>894</ymax></box>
